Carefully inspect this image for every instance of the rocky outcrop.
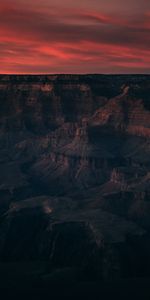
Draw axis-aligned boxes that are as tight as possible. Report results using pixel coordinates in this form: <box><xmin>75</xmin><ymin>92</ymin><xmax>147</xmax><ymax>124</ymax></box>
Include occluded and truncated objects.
<box><xmin>0</xmin><ymin>74</ymin><xmax>150</xmax><ymax>283</ymax></box>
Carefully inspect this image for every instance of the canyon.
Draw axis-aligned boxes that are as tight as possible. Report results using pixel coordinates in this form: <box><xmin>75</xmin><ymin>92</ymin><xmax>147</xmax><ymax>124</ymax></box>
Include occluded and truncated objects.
<box><xmin>0</xmin><ymin>74</ymin><xmax>150</xmax><ymax>288</ymax></box>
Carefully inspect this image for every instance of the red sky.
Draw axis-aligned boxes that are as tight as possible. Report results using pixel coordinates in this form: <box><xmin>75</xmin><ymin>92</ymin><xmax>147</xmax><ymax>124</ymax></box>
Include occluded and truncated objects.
<box><xmin>0</xmin><ymin>0</ymin><xmax>150</xmax><ymax>74</ymax></box>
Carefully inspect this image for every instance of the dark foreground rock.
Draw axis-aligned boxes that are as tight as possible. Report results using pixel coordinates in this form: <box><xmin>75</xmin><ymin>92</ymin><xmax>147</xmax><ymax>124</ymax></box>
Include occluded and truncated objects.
<box><xmin>0</xmin><ymin>74</ymin><xmax>150</xmax><ymax>286</ymax></box>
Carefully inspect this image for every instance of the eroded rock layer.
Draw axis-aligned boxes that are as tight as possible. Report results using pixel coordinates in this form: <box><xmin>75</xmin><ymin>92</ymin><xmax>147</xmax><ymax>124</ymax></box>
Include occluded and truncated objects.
<box><xmin>0</xmin><ymin>74</ymin><xmax>150</xmax><ymax>283</ymax></box>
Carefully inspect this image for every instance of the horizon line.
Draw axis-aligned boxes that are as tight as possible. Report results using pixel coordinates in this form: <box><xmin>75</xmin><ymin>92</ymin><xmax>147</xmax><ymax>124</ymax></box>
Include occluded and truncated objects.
<box><xmin>0</xmin><ymin>73</ymin><xmax>150</xmax><ymax>76</ymax></box>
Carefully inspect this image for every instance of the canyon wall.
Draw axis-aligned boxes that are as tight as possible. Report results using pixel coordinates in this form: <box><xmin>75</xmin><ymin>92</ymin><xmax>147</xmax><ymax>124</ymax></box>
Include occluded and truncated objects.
<box><xmin>0</xmin><ymin>74</ymin><xmax>150</xmax><ymax>283</ymax></box>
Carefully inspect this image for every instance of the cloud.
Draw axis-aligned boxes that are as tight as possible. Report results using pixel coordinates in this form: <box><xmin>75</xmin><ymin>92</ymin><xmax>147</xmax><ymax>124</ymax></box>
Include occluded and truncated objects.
<box><xmin>0</xmin><ymin>0</ymin><xmax>149</xmax><ymax>73</ymax></box>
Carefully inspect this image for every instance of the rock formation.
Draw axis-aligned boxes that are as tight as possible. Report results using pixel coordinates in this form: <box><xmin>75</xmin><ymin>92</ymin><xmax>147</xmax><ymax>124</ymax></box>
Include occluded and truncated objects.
<box><xmin>0</xmin><ymin>74</ymin><xmax>150</xmax><ymax>284</ymax></box>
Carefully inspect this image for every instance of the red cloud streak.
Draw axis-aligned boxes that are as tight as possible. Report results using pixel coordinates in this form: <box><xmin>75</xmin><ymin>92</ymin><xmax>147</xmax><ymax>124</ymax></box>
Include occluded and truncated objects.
<box><xmin>0</xmin><ymin>0</ymin><xmax>150</xmax><ymax>74</ymax></box>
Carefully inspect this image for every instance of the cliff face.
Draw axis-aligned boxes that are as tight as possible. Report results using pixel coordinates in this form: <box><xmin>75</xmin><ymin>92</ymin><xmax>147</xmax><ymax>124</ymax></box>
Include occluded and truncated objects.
<box><xmin>0</xmin><ymin>74</ymin><xmax>150</xmax><ymax>283</ymax></box>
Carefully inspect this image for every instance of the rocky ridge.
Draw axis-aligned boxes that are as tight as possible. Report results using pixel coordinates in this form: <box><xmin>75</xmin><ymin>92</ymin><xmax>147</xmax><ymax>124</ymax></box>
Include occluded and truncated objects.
<box><xmin>0</xmin><ymin>74</ymin><xmax>150</xmax><ymax>282</ymax></box>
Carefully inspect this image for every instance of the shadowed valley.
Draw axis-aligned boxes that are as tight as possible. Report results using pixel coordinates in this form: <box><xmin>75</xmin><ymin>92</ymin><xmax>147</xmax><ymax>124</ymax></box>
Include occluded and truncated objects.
<box><xmin>0</xmin><ymin>74</ymin><xmax>150</xmax><ymax>297</ymax></box>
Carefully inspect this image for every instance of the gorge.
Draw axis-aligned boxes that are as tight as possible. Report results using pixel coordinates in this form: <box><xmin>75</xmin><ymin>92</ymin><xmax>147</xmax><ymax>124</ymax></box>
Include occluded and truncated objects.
<box><xmin>0</xmin><ymin>74</ymin><xmax>150</xmax><ymax>289</ymax></box>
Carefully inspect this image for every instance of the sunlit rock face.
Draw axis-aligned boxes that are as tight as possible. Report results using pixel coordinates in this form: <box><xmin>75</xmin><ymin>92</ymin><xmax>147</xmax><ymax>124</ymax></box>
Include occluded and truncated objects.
<box><xmin>0</xmin><ymin>74</ymin><xmax>150</xmax><ymax>282</ymax></box>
